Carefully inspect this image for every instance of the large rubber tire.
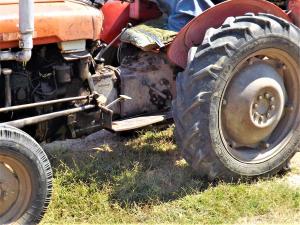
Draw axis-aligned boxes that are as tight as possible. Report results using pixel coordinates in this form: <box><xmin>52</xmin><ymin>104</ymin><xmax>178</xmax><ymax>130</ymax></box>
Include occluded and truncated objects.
<box><xmin>0</xmin><ymin>125</ymin><xmax>52</xmax><ymax>225</ymax></box>
<box><xmin>173</xmin><ymin>13</ymin><xmax>300</xmax><ymax>181</ymax></box>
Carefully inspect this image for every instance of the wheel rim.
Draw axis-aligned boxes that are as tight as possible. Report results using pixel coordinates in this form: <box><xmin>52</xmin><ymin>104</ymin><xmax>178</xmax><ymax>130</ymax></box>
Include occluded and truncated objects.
<box><xmin>220</xmin><ymin>48</ymin><xmax>300</xmax><ymax>163</ymax></box>
<box><xmin>0</xmin><ymin>154</ymin><xmax>32</xmax><ymax>223</ymax></box>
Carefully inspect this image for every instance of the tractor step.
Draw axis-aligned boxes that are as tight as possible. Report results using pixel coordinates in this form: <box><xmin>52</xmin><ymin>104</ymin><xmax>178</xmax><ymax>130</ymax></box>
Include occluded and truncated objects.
<box><xmin>111</xmin><ymin>112</ymin><xmax>172</xmax><ymax>132</ymax></box>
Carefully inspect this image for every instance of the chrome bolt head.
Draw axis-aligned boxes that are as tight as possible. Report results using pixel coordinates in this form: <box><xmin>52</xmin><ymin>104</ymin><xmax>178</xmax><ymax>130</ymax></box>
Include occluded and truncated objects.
<box><xmin>270</xmin><ymin>97</ymin><xmax>275</xmax><ymax>102</ymax></box>
<box><xmin>267</xmin><ymin>113</ymin><xmax>272</xmax><ymax>119</ymax></box>
<box><xmin>258</xmin><ymin>95</ymin><xmax>263</xmax><ymax>100</ymax></box>
<box><xmin>270</xmin><ymin>105</ymin><xmax>275</xmax><ymax>110</ymax></box>
<box><xmin>253</xmin><ymin>103</ymin><xmax>258</xmax><ymax>109</ymax></box>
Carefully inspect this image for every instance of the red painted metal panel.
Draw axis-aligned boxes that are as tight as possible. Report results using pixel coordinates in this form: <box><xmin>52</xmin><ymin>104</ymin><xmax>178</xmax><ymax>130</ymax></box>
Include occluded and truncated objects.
<box><xmin>289</xmin><ymin>0</ymin><xmax>300</xmax><ymax>27</ymax></box>
<box><xmin>100</xmin><ymin>1</ymin><xmax>131</xmax><ymax>44</ymax></box>
<box><xmin>168</xmin><ymin>0</ymin><xmax>291</xmax><ymax>69</ymax></box>
<box><xmin>101</xmin><ymin>0</ymin><xmax>162</xmax><ymax>45</ymax></box>
<box><xmin>0</xmin><ymin>0</ymin><xmax>64</xmax><ymax>5</ymax></box>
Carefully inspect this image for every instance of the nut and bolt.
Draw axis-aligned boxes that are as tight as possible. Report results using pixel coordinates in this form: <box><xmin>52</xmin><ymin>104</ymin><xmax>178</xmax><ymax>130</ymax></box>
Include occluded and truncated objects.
<box><xmin>265</xmin><ymin>93</ymin><xmax>270</xmax><ymax>99</ymax></box>
<box><xmin>270</xmin><ymin>105</ymin><xmax>276</xmax><ymax>110</ymax></box>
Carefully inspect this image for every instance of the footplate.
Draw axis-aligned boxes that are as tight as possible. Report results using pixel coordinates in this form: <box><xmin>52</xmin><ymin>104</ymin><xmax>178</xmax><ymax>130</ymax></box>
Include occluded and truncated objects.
<box><xmin>111</xmin><ymin>112</ymin><xmax>172</xmax><ymax>132</ymax></box>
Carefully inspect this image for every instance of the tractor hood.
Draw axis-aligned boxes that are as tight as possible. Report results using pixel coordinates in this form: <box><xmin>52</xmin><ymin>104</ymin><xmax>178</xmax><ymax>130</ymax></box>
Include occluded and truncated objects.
<box><xmin>0</xmin><ymin>0</ymin><xmax>103</xmax><ymax>49</ymax></box>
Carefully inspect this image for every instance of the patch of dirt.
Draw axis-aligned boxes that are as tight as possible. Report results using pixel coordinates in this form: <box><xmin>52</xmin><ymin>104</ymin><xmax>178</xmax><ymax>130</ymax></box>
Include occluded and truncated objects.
<box><xmin>42</xmin><ymin>130</ymin><xmax>120</xmax><ymax>153</ymax></box>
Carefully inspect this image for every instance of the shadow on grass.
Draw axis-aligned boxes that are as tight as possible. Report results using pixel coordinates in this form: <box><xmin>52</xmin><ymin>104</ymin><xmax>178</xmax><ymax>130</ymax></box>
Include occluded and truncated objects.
<box><xmin>47</xmin><ymin>125</ymin><xmax>210</xmax><ymax>207</ymax></box>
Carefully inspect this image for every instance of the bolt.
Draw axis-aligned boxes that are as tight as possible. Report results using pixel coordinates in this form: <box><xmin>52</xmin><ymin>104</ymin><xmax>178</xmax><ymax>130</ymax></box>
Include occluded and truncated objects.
<box><xmin>270</xmin><ymin>105</ymin><xmax>275</xmax><ymax>110</ymax></box>
<box><xmin>286</xmin><ymin>105</ymin><xmax>294</xmax><ymax>112</ymax></box>
<box><xmin>253</xmin><ymin>103</ymin><xmax>258</xmax><ymax>109</ymax></box>
<box><xmin>258</xmin><ymin>95</ymin><xmax>263</xmax><ymax>100</ymax></box>
<box><xmin>248</xmin><ymin>58</ymin><xmax>255</xmax><ymax>65</ymax></box>
<box><xmin>253</xmin><ymin>112</ymin><xmax>259</xmax><ymax>119</ymax></box>
<box><xmin>267</xmin><ymin>112</ymin><xmax>272</xmax><ymax>119</ymax></box>
<box><xmin>270</xmin><ymin>97</ymin><xmax>275</xmax><ymax>102</ymax></box>
<box><xmin>222</xmin><ymin>99</ymin><xmax>227</xmax><ymax>106</ymax></box>
<box><xmin>282</xmin><ymin>65</ymin><xmax>287</xmax><ymax>70</ymax></box>
<box><xmin>261</xmin><ymin>142</ymin><xmax>270</xmax><ymax>149</ymax></box>
<box><xmin>265</xmin><ymin>93</ymin><xmax>270</xmax><ymax>99</ymax></box>
<box><xmin>259</xmin><ymin>115</ymin><xmax>265</xmax><ymax>122</ymax></box>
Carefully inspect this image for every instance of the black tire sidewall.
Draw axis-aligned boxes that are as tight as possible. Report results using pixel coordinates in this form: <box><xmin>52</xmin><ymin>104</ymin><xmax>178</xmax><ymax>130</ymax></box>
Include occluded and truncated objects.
<box><xmin>0</xmin><ymin>126</ymin><xmax>52</xmax><ymax>225</ymax></box>
<box><xmin>210</xmin><ymin>36</ymin><xmax>300</xmax><ymax>176</ymax></box>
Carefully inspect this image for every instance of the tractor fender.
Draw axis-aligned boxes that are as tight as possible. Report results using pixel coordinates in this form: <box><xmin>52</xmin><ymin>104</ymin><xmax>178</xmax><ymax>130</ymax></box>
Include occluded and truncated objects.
<box><xmin>167</xmin><ymin>0</ymin><xmax>291</xmax><ymax>69</ymax></box>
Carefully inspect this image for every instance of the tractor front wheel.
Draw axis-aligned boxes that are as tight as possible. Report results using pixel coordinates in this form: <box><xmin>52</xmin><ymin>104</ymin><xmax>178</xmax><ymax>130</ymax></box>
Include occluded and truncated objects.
<box><xmin>173</xmin><ymin>13</ymin><xmax>300</xmax><ymax>181</ymax></box>
<box><xmin>0</xmin><ymin>125</ymin><xmax>52</xmax><ymax>224</ymax></box>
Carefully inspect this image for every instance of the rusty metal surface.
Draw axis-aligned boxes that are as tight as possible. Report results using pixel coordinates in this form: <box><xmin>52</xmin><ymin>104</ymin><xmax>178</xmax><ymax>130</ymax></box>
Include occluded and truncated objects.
<box><xmin>222</xmin><ymin>61</ymin><xmax>286</xmax><ymax>146</ymax></box>
<box><xmin>120</xmin><ymin>51</ymin><xmax>176</xmax><ymax>117</ymax></box>
<box><xmin>0</xmin><ymin>156</ymin><xmax>32</xmax><ymax>223</ymax></box>
<box><xmin>0</xmin><ymin>0</ymin><xmax>103</xmax><ymax>49</ymax></box>
<box><xmin>167</xmin><ymin>0</ymin><xmax>291</xmax><ymax>69</ymax></box>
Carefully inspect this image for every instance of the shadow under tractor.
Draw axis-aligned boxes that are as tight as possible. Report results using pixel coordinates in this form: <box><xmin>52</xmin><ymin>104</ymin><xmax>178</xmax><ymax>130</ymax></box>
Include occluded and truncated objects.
<box><xmin>1</xmin><ymin>0</ymin><xmax>300</xmax><ymax>224</ymax></box>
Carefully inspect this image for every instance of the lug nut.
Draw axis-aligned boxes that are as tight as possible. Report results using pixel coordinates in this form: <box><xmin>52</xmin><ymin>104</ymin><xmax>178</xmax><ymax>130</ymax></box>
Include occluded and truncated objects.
<box><xmin>253</xmin><ymin>103</ymin><xmax>258</xmax><ymax>109</ymax></box>
<box><xmin>259</xmin><ymin>115</ymin><xmax>264</xmax><ymax>122</ymax></box>
<box><xmin>258</xmin><ymin>95</ymin><xmax>263</xmax><ymax>100</ymax></box>
<box><xmin>261</xmin><ymin>142</ymin><xmax>270</xmax><ymax>149</ymax></box>
<box><xmin>270</xmin><ymin>97</ymin><xmax>275</xmax><ymax>102</ymax></box>
<box><xmin>286</xmin><ymin>105</ymin><xmax>294</xmax><ymax>112</ymax></box>
<box><xmin>265</xmin><ymin>93</ymin><xmax>270</xmax><ymax>99</ymax></box>
<box><xmin>270</xmin><ymin>105</ymin><xmax>275</xmax><ymax>110</ymax></box>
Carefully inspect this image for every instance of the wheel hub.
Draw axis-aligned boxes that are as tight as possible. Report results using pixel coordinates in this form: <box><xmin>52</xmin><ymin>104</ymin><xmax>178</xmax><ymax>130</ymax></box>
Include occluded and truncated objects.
<box><xmin>222</xmin><ymin>62</ymin><xmax>286</xmax><ymax>146</ymax></box>
<box><xmin>0</xmin><ymin>163</ymin><xmax>19</xmax><ymax>216</ymax></box>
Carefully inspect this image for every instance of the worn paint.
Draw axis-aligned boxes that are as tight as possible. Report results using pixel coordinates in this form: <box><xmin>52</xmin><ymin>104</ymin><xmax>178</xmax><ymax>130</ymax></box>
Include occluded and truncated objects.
<box><xmin>0</xmin><ymin>1</ymin><xmax>103</xmax><ymax>49</ymax></box>
<box><xmin>167</xmin><ymin>0</ymin><xmax>291</xmax><ymax>69</ymax></box>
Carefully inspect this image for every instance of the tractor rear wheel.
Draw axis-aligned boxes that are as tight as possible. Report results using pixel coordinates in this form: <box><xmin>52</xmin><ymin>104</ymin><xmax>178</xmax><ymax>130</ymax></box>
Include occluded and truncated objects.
<box><xmin>0</xmin><ymin>125</ymin><xmax>52</xmax><ymax>224</ymax></box>
<box><xmin>173</xmin><ymin>13</ymin><xmax>300</xmax><ymax>181</ymax></box>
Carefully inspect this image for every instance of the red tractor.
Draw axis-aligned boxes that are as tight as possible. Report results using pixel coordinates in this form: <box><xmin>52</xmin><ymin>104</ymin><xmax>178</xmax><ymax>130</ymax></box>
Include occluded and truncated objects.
<box><xmin>1</xmin><ymin>0</ymin><xmax>300</xmax><ymax>224</ymax></box>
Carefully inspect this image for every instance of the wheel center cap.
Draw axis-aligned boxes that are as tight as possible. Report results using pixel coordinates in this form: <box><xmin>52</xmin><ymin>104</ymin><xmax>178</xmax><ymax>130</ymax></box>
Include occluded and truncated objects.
<box><xmin>251</xmin><ymin>92</ymin><xmax>280</xmax><ymax>128</ymax></box>
<box><xmin>222</xmin><ymin>62</ymin><xmax>286</xmax><ymax>146</ymax></box>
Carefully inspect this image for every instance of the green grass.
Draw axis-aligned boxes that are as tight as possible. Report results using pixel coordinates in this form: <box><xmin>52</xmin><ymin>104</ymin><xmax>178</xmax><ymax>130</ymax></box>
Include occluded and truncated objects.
<box><xmin>42</xmin><ymin>125</ymin><xmax>300</xmax><ymax>224</ymax></box>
